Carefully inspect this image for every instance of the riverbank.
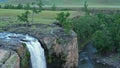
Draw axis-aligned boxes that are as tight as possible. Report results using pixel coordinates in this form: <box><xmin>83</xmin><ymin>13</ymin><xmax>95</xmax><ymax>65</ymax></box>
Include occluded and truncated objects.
<box><xmin>79</xmin><ymin>42</ymin><xmax>120</xmax><ymax>68</ymax></box>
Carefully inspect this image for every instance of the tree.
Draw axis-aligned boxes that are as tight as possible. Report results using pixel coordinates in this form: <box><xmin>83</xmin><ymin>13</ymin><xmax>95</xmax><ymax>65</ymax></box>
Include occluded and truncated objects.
<box><xmin>0</xmin><ymin>5</ymin><xmax>1</xmax><ymax>8</ymax></box>
<box><xmin>56</xmin><ymin>12</ymin><xmax>71</xmax><ymax>33</ymax></box>
<box><xmin>84</xmin><ymin>1</ymin><xmax>89</xmax><ymax>15</ymax></box>
<box><xmin>4</xmin><ymin>4</ymin><xmax>15</xmax><ymax>9</ymax></box>
<box><xmin>51</xmin><ymin>3</ymin><xmax>56</xmax><ymax>11</ymax></box>
<box><xmin>31</xmin><ymin>0</ymin><xmax>43</xmax><ymax>23</ymax></box>
<box><xmin>17</xmin><ymin>3</ymin><xmax>23</xmax><ymax>9</ymax></box>
<box><xmin>17</xmin><ymin>11</ymin><xmax>30</xmax><ymax>25</ymax></box>
<box><xmin>24</xmin><ymin>3</ymin><xmax>31</xmax><ymax>10</ymax></box>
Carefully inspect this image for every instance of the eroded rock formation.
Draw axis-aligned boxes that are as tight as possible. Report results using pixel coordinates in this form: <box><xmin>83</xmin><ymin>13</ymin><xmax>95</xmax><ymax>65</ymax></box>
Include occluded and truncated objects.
<box><xmin>0</xmin><ymin>24</ymin><xmax>78</xmax><ymax>68</ymax></box>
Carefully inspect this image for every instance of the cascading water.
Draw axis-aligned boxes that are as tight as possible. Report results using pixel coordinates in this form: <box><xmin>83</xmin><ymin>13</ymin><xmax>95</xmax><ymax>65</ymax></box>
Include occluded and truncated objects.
<box><xmin>0</xmin><ymin>33</ymin><xmax>46</xmax><ymax>68</ymax></box>
<box><xmin>23</xmin><ymin>35</ymin><xmax>46</xmax><ymax>68</ymax></box>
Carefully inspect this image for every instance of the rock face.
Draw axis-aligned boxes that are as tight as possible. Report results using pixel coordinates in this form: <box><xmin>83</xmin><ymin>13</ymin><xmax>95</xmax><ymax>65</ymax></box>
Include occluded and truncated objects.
<box><xmin>94</xmin><ymin>54</ymin><xmax>120</xmax><ymax>68</ymax></box>
<box><xmin>0</xmin><ymin>23</ymin><xmax>78</xmax><ymax>68</ymax></box>
<box><xmin>0</xmin><ymin>49</ymin><xmax>20</xmax><ymax>68</ymax></box>
<box><xmin>0</xmin><ymin>38</ymin><xmax>29</xmax><ymax>68</ymax></box>
<box><xmin>42</xmin><ymin>30</ymin><xmax>78</xmax><ymax>68</ymax></box>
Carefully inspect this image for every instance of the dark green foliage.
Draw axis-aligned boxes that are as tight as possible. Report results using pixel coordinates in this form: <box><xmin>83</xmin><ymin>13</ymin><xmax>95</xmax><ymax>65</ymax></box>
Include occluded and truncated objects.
<box><xmin>17</xmin><ymin>10</ymin><xmax>30</xmax><ymax>24</ymax></box>
<box><xmin>0</xmin><ymin>5</ymin><xmax>1</xmax><ymax>8</ymax></box>
<box><xmin>56</xmin><ymin>12</ymin><xmax>70</xmax><ymax>25</ymax></box>
<box><xmin>51</xmin><ymin>3</ymin><xmax>56</xmax><ymax>11</ymax></box>
<box><xmin>24</xmin><ymin>3</ymin><xmax>31</xmax><ymax>10</ymax></box>
<box><xmin>31</xmin><ymin>0</ymin><xmax>43</xmax><ymax>13</ymax></box>
<box><xmin>56</xmin><ymin>12</ymin><xmax>72</xmax><ymax>33</ymax></box>
<box><xmin>21</xmin><ymin>43</ymin><xmax>30</xmax><ymax>68</ymax></box>
<box><xmin>31</xmin><ymin>0</ymin><xmax>43</xmax><ymax>23</ymax></box>
<box><xmin>73</xmin><ymin>15</ymin><xmax>99</xmax><ymax>43</ymax></box>
<box><xmin>84</xmin><ymin>1</ymin><xmax>89</xmax><ymax>15</ymax></box>
<box><xmin>72</xmin><ymin>12</ymin><xmax>120</xmax><ymax>54</ymax></box>
<box><xmin>93</xmin><ymin>30</ymin><xmax>113</xmax><ymax>54</ymax></box>
<box><xmin>31</xmin><ymin>2</ymin><xmax>41</xmax><ymax>14</ymax></box>
<box><xmin>17</xmin><ymin>3</ymin><xmax>23</xmax><ymax>9</ymax></box>
<box><xmin>92</xmin><ymin>13</ymin><xmax>120</xmax><ymax>54</ymax></box>
<box><xmin>3</xmin><ymin>4</ymin><xmax>24</xmax><ymax>9</ymax></box>
<box><xmin>56</xmin><ymin>38</ymin><xmax>63</xmax><ymax>44</ymax></box>
<box><xmin>47</xmin><ymin>52</ymin><xmax>66</xmax><ymax>68</ymax></box>
<box><xmin>4</xmin><ymin>4</ymin><xmax>15</xmax><ymax>9</ymax></box>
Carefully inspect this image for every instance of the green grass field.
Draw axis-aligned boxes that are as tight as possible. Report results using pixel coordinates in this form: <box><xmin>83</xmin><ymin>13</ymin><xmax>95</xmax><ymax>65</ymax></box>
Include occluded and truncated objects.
<box><xmin>0</xmin><ymin>9</ymin><xmax>82</xmax><ymax>27</ymax></box>
<box><xmin>0</xmin><ymin>0</ymin><xmax>120</xmax><ymax>29</ymax></box>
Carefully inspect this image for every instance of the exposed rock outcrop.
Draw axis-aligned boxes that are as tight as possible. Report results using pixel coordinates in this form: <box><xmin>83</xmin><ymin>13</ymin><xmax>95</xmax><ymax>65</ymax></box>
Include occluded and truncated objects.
<box><xmin>0</xmin><ymin>23</ymin><xmax>78</xmax><ymax>68</ymax></box>
<box><xmin>0</xmin><ymin>49</ymin><xmax>20</xmax><ymax>68</ymax></box>
<box><xmin>0</xmin><ymin>38</ymin><xmax>30</xmax><ymax>68</ymax></box>
<box><xmin>94</xmin><ymin>54</ymin><xmax>120</xmax><ymax>68</ymax></box>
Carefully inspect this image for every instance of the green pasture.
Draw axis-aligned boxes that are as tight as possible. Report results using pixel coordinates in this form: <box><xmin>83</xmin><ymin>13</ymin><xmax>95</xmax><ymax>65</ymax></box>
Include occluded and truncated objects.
<box><xmin>0</xmin><ymin>9</ymin><xmax>80</xmax><ymax>27</ymax></box>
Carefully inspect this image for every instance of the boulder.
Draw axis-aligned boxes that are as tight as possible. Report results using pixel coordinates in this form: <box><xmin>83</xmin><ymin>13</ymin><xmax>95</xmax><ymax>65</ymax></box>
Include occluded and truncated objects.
<box><xmin>0</xmin><ymin>39</ymin><xmax>30</xmax><ymax>68</ymax></box>
<box><xmin>0</xmin><ymin>49</ymin><xmax>20</xmax><ymax>68</ymax></box>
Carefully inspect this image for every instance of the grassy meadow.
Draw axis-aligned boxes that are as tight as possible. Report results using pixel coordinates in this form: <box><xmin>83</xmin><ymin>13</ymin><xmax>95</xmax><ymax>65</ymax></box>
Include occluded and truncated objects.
<box><xmin>0</xmin><ymin>0</ymin><xmax>119</xmax><ymax>28</ymax></box>
<box><xmin>0</xmin><ymin>9</ymin><xmax>82</xmax><ymax>27</ymax></box>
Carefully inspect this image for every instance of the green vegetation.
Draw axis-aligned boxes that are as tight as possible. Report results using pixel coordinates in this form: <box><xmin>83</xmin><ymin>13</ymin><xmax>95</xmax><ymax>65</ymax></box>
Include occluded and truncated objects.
<box><xmin>21</xmin><ymin>43</ymin><xmax>30</xmax><ymax>68</ymax></box>
<box><xmin>84</xmin><ymin>1</ymin><xmax>89</xmax><ymax>15</ymax></box>
<box><xmin>56</xmin><ymin>38</ymin><xmax>63</xmax><ymax>44</ymax></box>
<box><xmin>0</xmin><ymin>0</ymin><xmax>120</xmax><ymax>58</ymax></box>
<box><xmin>0</xmin><ymin>9</ymin><xmax>78</xmax><ymax>27</ymax></box>
<box><xmin>93</xmin><ymin>14</ymin><xmax>120</xmax><ymax>54</ymax></box>
<box><xmin>56</xmin><ymin>12</ymin><xmax>72</xmax><ymax>33</ymax></box>
<box><xmin>47</xmin><ymin>52</ymin><xmax>66</xmax><ymax>68</ymax></box>
<box><xmin>72</xmin><ymin>12</ymin><xmax>120</xmax><ymax>54</ymax></box>
<box><xmin>31</xmin><ymin>0</ymin><xmax>43</xmax><ymax>23</ymax></box>
<box><xmin>17</xmin><ymin>10</ymin><xmax>30</xmax><ymax>24</ymax></box>
<box><xmin>1</xmin><ymin>0</ymin><xmax>120</xmax><ymax>6</ymax></box>
<box><xmin>51</xmin><ymin>3</ymin><xmax>56</xmax><ymax>11</ymax></box>
<box><xmin>17</xmin><ymin>0</ymin><xmax>43</xmax><ymax>25</ymax></box>
<box><xmin>73</xmin><ymin>15</ymin><xmax>99</xmax><ymax>48</ymax></box>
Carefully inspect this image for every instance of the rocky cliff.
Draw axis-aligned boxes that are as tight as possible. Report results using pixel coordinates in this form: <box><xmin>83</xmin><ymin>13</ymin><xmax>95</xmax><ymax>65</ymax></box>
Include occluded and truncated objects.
<box><xmin>0</xmin><ymin>49</ymin><xmax>20</xmax><ymax>68</ymax></box>
<box><xmin>0</xmin><ymin>23</ymin><xmax>78</xmax><ymax>68</ymax></box>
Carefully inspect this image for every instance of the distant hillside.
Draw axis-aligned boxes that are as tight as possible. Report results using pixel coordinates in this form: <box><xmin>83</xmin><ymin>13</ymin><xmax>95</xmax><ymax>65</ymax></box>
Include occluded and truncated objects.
<box><xmin>0</xmin><ymin>0</ymin><xmax>120</xmax><ymax>6</ymax></box>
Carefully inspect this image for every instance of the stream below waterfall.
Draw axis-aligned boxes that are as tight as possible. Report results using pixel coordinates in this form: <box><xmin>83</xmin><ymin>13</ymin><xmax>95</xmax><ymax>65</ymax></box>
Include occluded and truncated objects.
<box><xmin>78</xmin><ymin>42</ymin><xmax>115</xmax><ymax>68</ymax></box>
<box><xmin>78</xmin><ymin>42</ymin><xmax>96</xmax><ymax>68</ymax></box>
<box><xmin>0</xmin><ymin>32</ymin><xmax>46</xmax><ymax>68</ymax></box>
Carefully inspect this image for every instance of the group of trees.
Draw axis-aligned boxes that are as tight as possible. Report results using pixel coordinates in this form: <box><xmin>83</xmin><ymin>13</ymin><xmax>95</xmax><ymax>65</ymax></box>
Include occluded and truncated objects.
<box><xmin>55</xmin><ymin>1</ymin><xmax>120</xmax><ymax>54</ymax></box>
<box><xmin>73</xmin><ymin>15</ymin><xmax>99</xmax><ymax>42</ymax></box>
<box><xmin>93</xmin><ymin>14</ymin><xmax>120</xmax><ymax>54</ymax></box>
<box><xmin>72</xmin><ymin>13</ymin><xmax>120</xmax><ymax>54</ymax></box>
<box><xmin>0</xmin><ymin>3</ymin><xmax>57</xmax><ymax>11</ymax></box>
<box><xmin>1</xmin><ymin>3</ymin><xmax>31</xmax><ymax>9</ymax></box>
<box><xmin>1</xmin><ymin>4</ymin><xmax>23</xmax><ymax>9</ymax></box>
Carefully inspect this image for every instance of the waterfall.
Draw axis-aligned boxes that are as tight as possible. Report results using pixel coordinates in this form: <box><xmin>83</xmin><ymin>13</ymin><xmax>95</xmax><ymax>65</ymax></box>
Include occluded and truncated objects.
<box><xmin>0</xmin><ymin>33</ymin><xmax>46</xmax><ymax>68</ymax></box>
<box><xmin>23</xmin><ymin>35</ymin><xmax>46</xmax><ymax>68</ymax></box>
